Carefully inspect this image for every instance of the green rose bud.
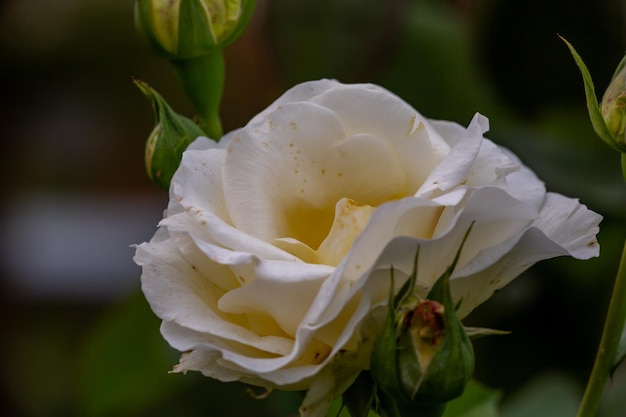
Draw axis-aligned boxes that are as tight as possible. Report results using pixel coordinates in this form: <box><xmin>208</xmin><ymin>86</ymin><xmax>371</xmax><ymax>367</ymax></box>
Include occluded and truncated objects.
<box><xmin>371</xmin><ymin>228</ymin><xmax>475</xmax><ymax>417</ymax></box>
<box><xmin>396</xmin><ymin>277</ymin><xmax>474</xmax><ymax>406</ymax></box>
<box><xmin>135</xmin><ymin>79</ymin><xmax>205</xmax><ymax>189</ymax></box>
<box><xmin>134</xmin><ymin>0</ymin><xmax>255</xmax><ymax>59</ymax></box>
<box><xmin>601</xmin><ymin>55</ymin><xmax>626</xmax><ymax>146</ymax></box>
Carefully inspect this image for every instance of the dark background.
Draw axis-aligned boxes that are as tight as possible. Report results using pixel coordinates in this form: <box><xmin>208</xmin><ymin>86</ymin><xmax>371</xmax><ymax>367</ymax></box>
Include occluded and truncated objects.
<box><xmin>1</xmin><ymin>0</ymin><xmax>625</xmax><ymax>416</ymax></box>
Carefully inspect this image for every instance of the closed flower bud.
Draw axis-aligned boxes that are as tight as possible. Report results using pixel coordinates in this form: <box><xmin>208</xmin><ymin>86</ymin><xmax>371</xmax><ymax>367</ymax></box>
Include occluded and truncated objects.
<box><xmin>371</xmin><ymin>231</ymin><xmax>475</xmax><ymax>417</ymax></box>
<box><xmin>601</xmin><ymin>55</ymin><xmax>626</xmax><ymax>146</ymax></box>
<box><xmin>395</xmin><ymin>295</ymin><xmax>473</xmax><ymax>405</ymax></box>
<box><xmin>134</xmin><ymin>0</ymin><xmax>255</xmax><ymax>59</ymax></box>
<box><xmin>135</xmin><ymin>79</ymin><xmax>205</xmax><ymax>189</ymax></box>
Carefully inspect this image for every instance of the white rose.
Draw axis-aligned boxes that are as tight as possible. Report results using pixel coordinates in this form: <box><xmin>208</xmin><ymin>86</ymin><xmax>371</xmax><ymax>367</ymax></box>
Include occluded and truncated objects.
<box><xmin>134</xmin><ymin>79</ymin><xmax>601</xmax><ymax>416</ymax></box>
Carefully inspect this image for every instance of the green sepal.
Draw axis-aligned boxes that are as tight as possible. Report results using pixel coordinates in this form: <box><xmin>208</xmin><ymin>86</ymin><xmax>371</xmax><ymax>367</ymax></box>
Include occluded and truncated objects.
<box><xmin>177</xmin><ymin>0</ymin><xmax>219</xmax><ymax>59</ymax></box>
<box><xmin>134</xmin><ymin>79</ymin><xmax>206</xmax><ymax>189</ymax></box>
<box><xmin>370</xmin><ymin>267</ymin><xmax>409</xmax><ymax>403</ymax></box>
<box><xmin>464</xmin><ymin>327</ymin><xmax>511</xmax><ymax>340</ymax></box>
<box><xmin>341</xmin><ymin>371</ymin><xmax>376</xmax><ymax>417</ymax></box>
<box><xmin>219</xmin><ymin>0</ymin><xmax>256</xmax><ymax>48</ymax></box>
<box><xmin>559</xmin><ymin>35</ymin><xmax>626</xmax><ymax>153</ymax></box>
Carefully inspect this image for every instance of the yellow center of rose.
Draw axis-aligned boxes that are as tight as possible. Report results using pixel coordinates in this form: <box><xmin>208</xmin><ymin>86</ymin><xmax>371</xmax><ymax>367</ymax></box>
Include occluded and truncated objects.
<box><xmin>274</xmin><ymin>198</ymin><xmax>374</xmax><ymax>266</ymax></box>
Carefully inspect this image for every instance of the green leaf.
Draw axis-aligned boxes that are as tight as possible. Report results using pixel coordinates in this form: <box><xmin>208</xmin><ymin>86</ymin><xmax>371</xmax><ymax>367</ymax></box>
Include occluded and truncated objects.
<box><xmin>442</xmin><ymin>380</ymin><xmax>500</xmax><ymax>417</ymax></box>
<box><xmin>559</xmin><ymin>36</ymin><xmax>626</xmax><ymax>153</ymax></box>
<box><xmin>135</xmin><ymin>79</ymin><xmax>206</xmax><ymax>189</ymax></box>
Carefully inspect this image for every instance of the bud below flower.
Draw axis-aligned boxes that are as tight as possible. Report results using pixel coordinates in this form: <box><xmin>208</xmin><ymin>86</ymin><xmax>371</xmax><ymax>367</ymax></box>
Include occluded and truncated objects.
<box><xmin>394</xmin><ymin>296</ymin><xmax>473</xmax><ymax>406</ymax></box>
<box><xmin>371</xmin><ymin>230</ymin><xmax>475</xmax><ymax>417</ymax></box>
<box><xmin>601</xmin><ymin>55</ymin><xmax>626</xmax><ymax>146</ymax></box>
<box><xmin>134</xmin><ymin>0</ymin><xmax>255</xmax><ymax>59</ymax></box>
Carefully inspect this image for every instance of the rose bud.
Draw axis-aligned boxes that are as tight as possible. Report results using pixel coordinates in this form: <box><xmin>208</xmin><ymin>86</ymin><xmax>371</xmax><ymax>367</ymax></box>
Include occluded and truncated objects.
<box><xmin>134</xmin><ymin>0</ymin><xmax>255</xmax><ymax>59</ymax></box>
<box><xmin>135</xmin><ymin>0</ymin><xmax>255</xmax><ymax>139</ymax></box>
<box><xmin>601</xmin><ymin>55</ymin><xmax>626</xmax><ymax>146</ymax></box>
<box><xmin>395</xmin><ymin>280</ymin><xmax>474</xmax><ymax>406</ymax></box>
<box><xmin>135</xmin><ymin>79</ymin><xmax>205</xmax><ymax>189</ymax></box>
<box><xmin>371</xmin><ymin>234</ymin><xmax>474</xmax><ymax>417</ymax></box>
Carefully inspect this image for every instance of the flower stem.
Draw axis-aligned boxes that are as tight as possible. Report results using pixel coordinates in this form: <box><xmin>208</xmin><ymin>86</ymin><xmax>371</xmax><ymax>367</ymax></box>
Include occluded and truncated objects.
<box><xmin>576</xmin><ymin>237</ymin><xmax>626</xmax><ymax>417</ymax></box>
<box><xmin>171</xmin><ymin>50</ymin><xmax>225</xmax><ymax>140</ymax></box>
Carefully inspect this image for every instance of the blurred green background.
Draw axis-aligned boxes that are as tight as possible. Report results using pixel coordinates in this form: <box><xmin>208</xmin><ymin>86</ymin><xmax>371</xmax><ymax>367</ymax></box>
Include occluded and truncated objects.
<box><xmin>1</xmin><ymin>0</ymin><xmax>625</xmax><ymax>416</ymax></box>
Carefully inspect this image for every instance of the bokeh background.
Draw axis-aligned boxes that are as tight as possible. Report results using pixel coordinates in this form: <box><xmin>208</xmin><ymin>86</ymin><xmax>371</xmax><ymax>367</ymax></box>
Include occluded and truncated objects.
<box><xmin>1</xmin><ymin>0</ymin><xmax>625</xmax><ymax>416</ymax></box>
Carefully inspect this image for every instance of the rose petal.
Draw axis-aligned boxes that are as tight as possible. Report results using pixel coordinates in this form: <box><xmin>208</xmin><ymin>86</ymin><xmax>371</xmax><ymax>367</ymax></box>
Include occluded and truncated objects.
<box><xmin>312</xmin><ymin>84</ymin><xmax>440</xmax><ymax>193</ymax></box>
<box><xmin>531</xmin><ymin>192</ymin><xmax>602</xmax><ymax>259</ymax></box>
<box><xmin>416</xmin><ymin>113</ymin><xmax>489</xmax><ymax>198</ymax></box>
<box><xmin>169</xmin><ymin>147</ymin><xmax>296</xmax><ymax>260</ymax></box>
<box><xmin>223</xmin><ymin>102</ymin><xmax>407</xmax><ymax>248</ymax></box>
<box><xmin>135</xmin><ymin>237</ymin><xmax>298</xmax><ymax>356</ymax></box>
<box><xmin>218</xmin><ymin>260</ymin><xmax>334</xmax><ymax>337</ymax></box>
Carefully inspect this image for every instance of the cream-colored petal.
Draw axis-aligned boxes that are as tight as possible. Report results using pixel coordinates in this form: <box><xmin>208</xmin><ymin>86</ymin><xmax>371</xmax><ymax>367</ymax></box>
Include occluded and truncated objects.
<box><xmin>316</xmin><ymin>198</ymin><xmax>374</xmax><ymax>266</ymax></box>
<box><xmin>135</xmin><ymin>237</ymin><xmax>297</xmax><ymax>356</ymax></box>
<box><xmin>530</xmin><ymin>192</ymin><xmax>601</xmax><ymax>259</ymax></box>
<box><xmin>312</xmin><ymin>84</ymin><xmax>439</xmax><ymax>193</ymax></box>
<box><xmin>416</xmin><ymin>113</ymin><xmax>488</xmax><ymax>198</ymax></box>
<box><xmin>223</xmin><ymin>102</ymin><xmax>406</xmax><ymax>248</ymax></box>
<box><xmin>218</xmin><ymin>260</ymin><xmax>334</xmax><ymax>337</ymax></box>
<box><xmin>248</xmin><ymin>79</ymin><xmax>342</xmax><ymax>125</ymax></box>
<box><xmin>169</xmin><ymin>145</ymin><xmax>296</xmax><ymax>260</ymax></box>
<box><xmin>353</xmin><ymin>187</ymin><xmax>539</xmax><ymax>311</ymax></box>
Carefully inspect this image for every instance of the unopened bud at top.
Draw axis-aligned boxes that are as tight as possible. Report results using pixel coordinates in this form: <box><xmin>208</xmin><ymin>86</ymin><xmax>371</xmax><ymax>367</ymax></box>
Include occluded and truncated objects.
<box><xmin>601</xmin><ymin>55</ymin><xmax>626</xmax><ymax>146</ymax></box>
<box><xmin>135</xmin><ymin>0</ymin><xmax>255</xmax><ymax>59</ymax></box>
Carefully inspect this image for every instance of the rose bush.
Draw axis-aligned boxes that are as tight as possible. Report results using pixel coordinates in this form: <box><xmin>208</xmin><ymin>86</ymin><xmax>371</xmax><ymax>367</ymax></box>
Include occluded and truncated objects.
<box><xmin>134</xmin><ymin>79</ymin><xmax>601</xmax><ymax>416</ymax></box>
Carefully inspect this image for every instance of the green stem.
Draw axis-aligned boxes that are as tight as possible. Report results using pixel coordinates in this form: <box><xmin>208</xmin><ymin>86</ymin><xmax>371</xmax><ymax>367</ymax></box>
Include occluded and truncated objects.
<box><xmin>576</xmin><ymin>238</ymin><xmax>626</xmax><ymax>417</ymax></box>
<box><xmin>171</xmin><ymin>49</ymin><xmax>225</xmax><ymax>140</ymax></box>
